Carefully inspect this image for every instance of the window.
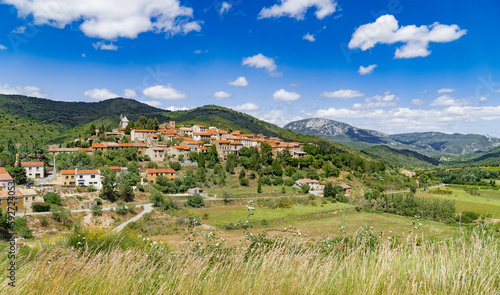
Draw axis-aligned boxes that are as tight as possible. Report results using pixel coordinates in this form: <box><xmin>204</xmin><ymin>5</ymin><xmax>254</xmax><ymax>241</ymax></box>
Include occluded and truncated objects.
<box><xmin>29</xmin><ymin>167</ymin><xmax>32</xmax><ymax>171</ymax></box>
<box><xmin>32</xmin><ymin>197</ymin><xmax>35</xmax><ymax>201</ymax></box>
<box><xmin>91</xmin><ymin>175</ymin><xmax>95</xmax><ymax>178</ymax></box>
<box><xmin>71</xmin><ymin>176</ymin><xmax>74</xmax><ymax>179</ymax></box>
<box><xmin>79</xmin><ymin>175</ymin><xmax>83</xmax><ymax>179</ymax></box>
<box><xmin>66</xmin><ymin>176</ymin><xmax>69</xmax><ymax>179</ymax></box>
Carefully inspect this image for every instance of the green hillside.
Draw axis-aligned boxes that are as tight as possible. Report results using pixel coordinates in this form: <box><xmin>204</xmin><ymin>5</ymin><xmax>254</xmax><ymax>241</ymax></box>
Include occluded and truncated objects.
<box><xmin>362</xmin><ymin>145</ymin><xmax>440</xmax><ymax>168</ymax></box>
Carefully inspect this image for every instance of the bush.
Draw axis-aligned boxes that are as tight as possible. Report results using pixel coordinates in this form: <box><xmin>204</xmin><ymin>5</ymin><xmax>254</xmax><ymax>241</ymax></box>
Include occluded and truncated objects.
<box><xmin>43</xmin><ymin>192</ymin><xmax>62</xmax><ymax>205</ymax></box>
<box><xmin>40</xmin><ymin>216</ymin><xmax>48</xmax><ymax>226</ymax></box>
<box><xmin>116</xmin><ymin>201</ymin><xmax>128</xmax><ymax>215</ymax></box>
<box><xmin>32</xmin><ymin>202</ymin><xmax>51</xmax><ymax>212</ymax></box>
<box><xmin>87</xmin><ymin>185</ymin><xmax>97</xmax><ymax>192</ymax></box>
<box><xmin>91</xmin><ymin>204</ymin><xmax>103</xmax><ymax>216</ymax></box>
<box><xmin>301</xmin><ymin>184</ymin><xmax>310</xmax><ymax>194</ymax></box>
<box><xmin>187</xmin><ymin>194</ymin><xmax>205</xmax><ymax>208</ymax></box>
<box><xmin>75</xmin><ymin>195</ymin><xmax>82</xmax><ymax>201</ymax></box>
<box><xmin>249</xmin><ymin>171</ymin><xmax>257</xmax><ymax>179</ymax></box>
<box><xmin>164</xmin><ymin>198</ymin><xmax>179</xmax><ymax>210</ymax></box>
<box><xmin>19</xmin><ymin>226</ymin><xmax>33</xmax><ymax>239</ymax></box>
<box><xmin>51</xmin><ymin>205</ymin><xmax>72</xmax><ymax>223</ymax></box>
<box><xmin>126</xmin><ymin>204</ymin><xmax>136</xmax><ymax>214</ymax></box>
<box><xmin>239</xmin><ymin>178</ymin><xmax>249</xmax><ymax>186</ymax></box>
<box><xmin>150</xmin><ymin>191</ymin><xmax>165</xmax><ymax>207</ymax></box>
<box><xmin>170</xmin><ymin>161</ymin><xmax>182</xmax><ymax>171</ymax></box>
<box><xmin>136</xmin><ymin>184</ymin><xmax>145</xmax><ymax>192</ymax></box>
<box><xmin>94</xmin><ymin>198</ymin><xmax>103</xmax><ymax>206</ymax></box>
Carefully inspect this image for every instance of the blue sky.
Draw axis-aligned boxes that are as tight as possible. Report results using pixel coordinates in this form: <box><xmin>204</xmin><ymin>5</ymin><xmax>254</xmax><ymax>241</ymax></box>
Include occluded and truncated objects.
<box><xmin>1</xmin><ymin>0</ymin><xmax>500</xmax><ymax>135</ymax></box>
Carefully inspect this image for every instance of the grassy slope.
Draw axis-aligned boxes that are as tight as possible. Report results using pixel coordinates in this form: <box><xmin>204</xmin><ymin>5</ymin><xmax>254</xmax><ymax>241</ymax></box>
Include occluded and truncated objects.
<box><xmin>362</xmin><ymin>145</ymin><xmax>440</xmax><ymax>168</ymax></box>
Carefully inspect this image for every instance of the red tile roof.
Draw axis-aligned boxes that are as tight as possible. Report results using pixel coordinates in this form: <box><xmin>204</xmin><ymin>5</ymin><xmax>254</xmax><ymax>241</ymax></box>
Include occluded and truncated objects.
<box><xmin>146</xmin><ymin>168</ymin><xmax>175</xmax><ymax>174</ymax></box>
<box><xmin>77</xmin><ymin>170</ymin><xmax>100</xmax><ymax>174</ymax></box>
<box><xmin>61</xmin><ymin>170</ymin><xmax>76</xmax><ymax>175</ymax></box>
<box><xmin>21</xmin><ymin>161</ymin><xmax>44</xmax><ymax>167</ymax></box>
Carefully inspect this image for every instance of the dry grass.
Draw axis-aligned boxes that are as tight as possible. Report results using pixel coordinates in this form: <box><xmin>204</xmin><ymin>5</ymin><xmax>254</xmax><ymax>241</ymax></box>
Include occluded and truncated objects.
<box><xmin>1</xmin><ymin>230</ymin><xmax>499</xmax><ymax>294</ymax></box>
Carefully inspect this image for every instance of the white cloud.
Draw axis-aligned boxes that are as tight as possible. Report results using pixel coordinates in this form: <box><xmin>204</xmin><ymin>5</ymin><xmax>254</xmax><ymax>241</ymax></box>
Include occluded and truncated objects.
<box><xmin>303</xmin><ymin>33</ymin><xmax>315</xmax><ymax>42</ymax></box>
<box><xmin>123</xmin><ymin>89</ymin><xmax>137</xmax><ymax>98</ymax></box>
<box><xmin>411</xmin><ymin>99</ymin><xmax>425</xmax><ymax>106</ymax></box>
<box><xmin>0</xmin><ymin>45</ymin><xmax>6</xmax><ymax>50</ymax></box>
<box><xmin>348</xmin><ymin>14</ymin><xmax>466</xmax><ymax>58</ymax></box>
<box><xmin>358</xmin><ymin>64</ymin><xmax>377</xmax><ymax>75</ymax></box>
<box><xmin>143</xmin><ymin>84</ymin><xmax>186</xmax><ymax>100</ymax></box>
<box><xmin>193</xmin><ymin>49</ymin><xmax>208</xmax><ymax>54</ymax></box>
<box><xmin>0</xmin><ymin>83</ymin><xmax>47</xmax><ymax>98</ymax></box>
<box><xmin>320</xmin><ymin>89</ymin><xmax>364</xmax><ymax>99</ymax></box>
<box><xmin>213</xmin><ymin>91</ymin><xmax>232</xmax><ymax>99</ymax></box>
<box><xmin>242</xmin><ymin>53</ymin><xmax>280</xmax><ymax>76</ymax></box>
<box><xmin>84</xmin><ymin>88</ymin><xmax>119</xmax><ymax>100</ymax></box>
<box><xmin>166</xmin><ymin>106</ymin><xmax>190</xmax><ymax>111</ymax></box>
<box><xmin>260</xmin><ymin>109</ymin><xmax>304</xmax><ymax>126</ymax></box>
<box><xmin>232</xmin><ymin>102</ymin><xmax>260</xmax><ymax>111</ymax></box>
<box><xmin>273</xmin><ymin>89</ymin><xmax>301</xmax><ymax>102</ymax></box>
<box><xmin>228</xmin><ymin>76</ymin><xmax>248</xmax><ymax>87</ymax></box>
<box><xmin>259</xmin><ymin>0</ymin><xmax>338</xmax><ymax>20</ymax></box>
<box><xmin>81</xmin><ymin>53</ymin><xmax>87</xmax><ymax>58</ymax></box>
<box><xmin>12</xmin><ymin>26</ymin><xmax>25</xmax><ymax>33</ymax></box>
<box><xmin>437</xmin><ymin>88</ymin><xmax>456</xmax><ymax>93</ymax></box>
<box><xmin>3</xmin><ymin>0</ymin><xmax>201</xmax><ymax>40</ymax></box>
<box><xmin>430</xmin><ymin>95</ymin><xmax>470</xmax><ymax>107</ymax></box>
<box><xmin>93</xmin><ymin>41</ymin><xmax>118</xmax><ymax>51</ymax></box>
<box><xmin>290</xmin><ymin>83</ymin><xmax>300</xmax><ymax>87</ymax></box>
<box><xmin>141</xmin><ymin>100</ymin><xmax>162</xmax><ymax>107</ymax></box>
<box><xmin>353</xmin><ymin>93</ymin><xmax>399</xmax><ymax>109</ymax></box>
<box><xmin>478</xmin><ymin>97</ymin><xmax>487</xmax><ymax>101</ymax></box>
<box><xmin>219</xmin><ymin>2</ymin><xmax>232</xmax><ymax>15</ymax></box>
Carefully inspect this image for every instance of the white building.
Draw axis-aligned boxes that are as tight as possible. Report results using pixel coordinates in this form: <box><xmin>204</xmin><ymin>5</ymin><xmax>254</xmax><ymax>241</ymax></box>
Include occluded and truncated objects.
<box><xmin>62</xmin><ymin>169</ymin><xmax>102</xmax><ymax>188</ymax></box>
<box><xmin>21</xmin><ymin>162</ymin><xmax>45</xmax><ymax>179</ymax></box>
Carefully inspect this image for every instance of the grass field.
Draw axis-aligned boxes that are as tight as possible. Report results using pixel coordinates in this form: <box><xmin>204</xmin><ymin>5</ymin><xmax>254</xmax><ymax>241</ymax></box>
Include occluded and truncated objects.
<box><xmin>418</xmin><ymin>186</ymin><xmax>500</xmax><ymax>217</ymax></box>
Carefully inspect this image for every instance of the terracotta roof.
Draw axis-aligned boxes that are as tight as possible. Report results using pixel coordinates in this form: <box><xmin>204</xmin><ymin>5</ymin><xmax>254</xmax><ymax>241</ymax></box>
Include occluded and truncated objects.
<box><xmin>77</xmin><ymin>170</ymin><xmax>100</xmax><ymax>174</ymax></box>
<box><xmin>182</xmin><ymin>137</ymin><xmax>193</xmax><ymax>141</ymax></box>
<box><xmin>171</xmin><ymin>146</ymin><xmax>190</xmax><ymax>150</ymax></box>
<box><xmin>147</xmin><ymin>168</ymin><xmax>175</xmax><ymax>174</ymax></box>
<box><xmin>194</xmin><ymin>132</ymin><xmax>211</xmax><ymax>136</ymax></box>
<box><xmin>230</xmin><ymin>142</ymin><xmax>243</xmax><ymax>145</ymax></box>
<box><xmin>21</xmin><ymin>162</ymin><xmax>44</xmax><ymax>167</ymax></box>
<box><xmin>199</xmin><ymin>147</ymin><xmax>207</xmax><ymax>150</ymax></box>
<box><xmin>0</xmin><ymin>167</ymin><xmax>8</xmax><ymax>174</ymax></box>
<box><xmin>216</xmin><ymin>140</ymin><xmax>230</xmax><ymax>144</ymax></box>
<box><xmin>0</xmin><ymin>173</ymin><xmax>13</xmax><ymax>181</ymax></box>
<box><xmin>92</xmin><ymin>144</ymin><xmax>106</xmax><ymax>148</ymax></box>
<box><xmin>78</xmin><ymin>148</ymin><xmax>92</xmax><ymax>152</ymax></box>
<box><xmin>0</xmin><ymin>191</ymin><xmax>23</xmax><ymax>198</ymax></box>
<box><xmin>132</xmin><ymin>129</ymin><xmax>157</xmax><ymax>132</ymax></box>
<box><xmin>104</xmin><ymin>142</ymin><xmax>119</xmax><ymax>147</ymax></box>
<box><xmin>61</xmin><ymin>170</ymin><xmax>76</xmax><ymax>175</ymax></box>
<box><xmin>193</xmin><ymin>125</ymin><xmax>206</xmax><ymax>128</ymax></box>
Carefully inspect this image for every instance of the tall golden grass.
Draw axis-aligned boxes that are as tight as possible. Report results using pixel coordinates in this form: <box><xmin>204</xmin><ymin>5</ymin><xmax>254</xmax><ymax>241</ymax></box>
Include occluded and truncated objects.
<box><xmin>1</xmin><ymin>229</ymin><xmax>499</xmax><ymax>294</ymax></box>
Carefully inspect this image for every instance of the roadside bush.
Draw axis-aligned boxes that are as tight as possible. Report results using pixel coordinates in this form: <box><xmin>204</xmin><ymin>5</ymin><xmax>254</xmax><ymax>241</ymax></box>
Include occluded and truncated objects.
<box><xmin>87</xmin><ymin>185</ymin><xmax>97</xmax><ymax>192</ymax></box>
<box><xmin>136</xmin><ymin>184</ymin><xmax>145</xmax><ymax>192</ymax></box>
<box><xmin>32</xmin><ymin>202</ymin><xmax>51</xmax><ymax>212</ymax></box>
<box><xmin>94</xmin><ymin>198</ymin><xmax>103</xmax><ymax>206</ymax></box>
<box><xmin>164</xmin><ymin>198</ymin><xmax>179</xmax><ymax>210</ymax></box>
<box><xmin>187</xmin><ymin>194</ymin><xmax>205</xmax><ymax>208</ymax></box>
<box><xmin>43</xmin><ymin>192</ymin><xmax>62</xmax><ymax>205</ymax></box>
<box><xmin>51</xmin><ymin>205</ymin><xmax>72</xmax><ymax>223</ymax></box>
<box><xmin>91</xmin><ymin>204</ymin><xmax>103</xmax><ymax>216</ymax></box>
<box><xmin>116</xmin><ymin>201</ymin><xmax>128</xmax><ymax>215</ymax></box>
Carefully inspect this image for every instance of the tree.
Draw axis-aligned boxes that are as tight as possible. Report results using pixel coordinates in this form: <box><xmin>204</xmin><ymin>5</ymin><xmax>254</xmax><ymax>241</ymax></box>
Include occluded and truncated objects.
<box><xmin>196</xmin><ymin>167</ymin><xmax>206</xmax><ymax>183</ymax></box>
<box><xmin>272</xmin><ymin>159</ymin><xmax>283</xmax><ymax>176</ymax></box>
<box><xmin>91</xmin><ymin>204</ymin><xmax>103</xmax><ymax>216</ymax></box>
<box><xmin>301</xmin><ymin>184</ymin><xmax>310</xmax><ymax>194</ymax></box>
<box><xmin>333</xmin><ymin>185</ymin><xmax>345</xmax><ymax>200</ymax></box>
<box><xmin>51</xmin><ymin>205</ymin><xmax>71</xmax><ymax>223</ymax></box>
<box><xmin>260</xmin><ymin>142</ymin><xmax>273</xmax><ymax>165</ymax></box>
<box><xmin>100</xmin><ymin>168</ymin><xmax>117</xmax><ymax>202</ymax></box>
<box><xmin>257</xmin><ymin>183</ymin><xmax>262</xmax><ymax>194</ymax></box>
<box><xmin>197</xmin><ymin>152</ymin><xmax>206</xmax><ymax>168</ymax></box>
<box><xmin>323</xmin><ymin>182</ymin><xmax>335</xmax><ymax>198</ymax></box>
<box><xmin>239</xmin><ymin>169</ymin><xmax>246</xmax><ymax>179</ymax></box>
<box><xmin>43</xmin><ymin>192</ymin><xmax>62</xmax><ymax>205</ymax></box>
<box><xmin>8</xmin><ymin>164</ymin><xmax>27</xmax><ymax>185</ymax></box>
<box><xmin>150</xmin><ymin>191</ymin><xmax>165</xmax><ymax>207</ymax></box>
<box><xmin>187</xmin><ymin>194</ymin><xmax>205</xmax><ymax>208</ymax></box>
<box><xmin>119</xmin><ymin>182</ymin><xmax>135</xmax><ymax>202</ymax></box>
<box><xmin>239</xmin><ymin>178</ymin><xmax>249</xmax><ymax>186</ymax></box>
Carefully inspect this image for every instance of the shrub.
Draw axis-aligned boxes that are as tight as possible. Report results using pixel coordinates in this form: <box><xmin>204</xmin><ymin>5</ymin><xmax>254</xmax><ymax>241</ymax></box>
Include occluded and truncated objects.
<box><xmin>239</xmin><ymin>178</ymin><xmax>249</xmax><ymax>186</ymax></box>
<box><xmin>43</xmin><ymin>192</ymin><xmax>62</xmax><ymax>205</ymax></box>
<box><xmin>126</xmin><ymin>204</ymin><xmax>136</xmax><ymax>214</ymax></box>
<box><xmin>32</xmin><ymin>202</ymin><xmax>51</xmax><ymax>212</ymax></box>
<box><xmin>91</xmin><ymin>204</ymin><xmax>103</xmax><ymax>216</ymax></box>
<box><xmin>301</xmin><ymin>184</ymin><xmax>310</xmax><ymax>194</ymax></box>
<box><xmin>249</xmin><ymin>171</ymin><xmax>257</xmax><ymax>179</ymax></box>
<box><xmin>75</xmin><ymin>195</ymin><xmax>83</xmax><ymax>201</ymax></box>
<box><xmin>202</xmin><ymin>212</ymin><xmax>209</xmax><ymax>219</ymax></box>
<box><xmin>40</xmin><ymin>216</ymin><xmax>48</xmax><ymax>226</ymax></box>
<box><xmin>136</xmin><ymin>184</ymin><xmax>145</xmax><ymax>192</ymax></box>
<box><xmin>116</xmin><ymin>201</ymin><xmax>128</xmax><ymax>215</ymax></box>
<box><xmin>87</xmin><ymin>185</ymin><xmax>97</xmax><ymax>192</ymax></box>
<box><xmin>51</xmin><ymin>205</ymin><xmax>72</xmax><ymax>223</ymax></box>
<box><xmin>150</xmin><ymin>191</ymin><xmax>165</xmax><ymax>207</ymax></box>
<box><xmin>170</xmin><ymin>161</ymin><xmax>182</xmax><ymax>171</ymax></box>
<box><xmin>187</xmin><ymin>194</ymin><xmax>205</xmax><ymax>208</ymax></box>
<box><xmin>164</xmin><ymin>198</ymin><xmax>179</xmax><ymax>210</ymax></box>
<box><xmin>94</xmin><ymin>198</ymin><xmax>103</xmax><ymax>206</ymax></box>
<box><xmin>19</xmin><ymin>226</ymin><xmax>33</xmax><ymax>239</ymax></box>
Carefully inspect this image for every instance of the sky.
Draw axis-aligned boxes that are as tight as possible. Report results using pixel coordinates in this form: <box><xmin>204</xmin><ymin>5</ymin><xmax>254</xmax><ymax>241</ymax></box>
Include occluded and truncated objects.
<box><xmin>0</xmin><ymin>0</ymin><xmax>500</xmax><ymax>136</ymax></box>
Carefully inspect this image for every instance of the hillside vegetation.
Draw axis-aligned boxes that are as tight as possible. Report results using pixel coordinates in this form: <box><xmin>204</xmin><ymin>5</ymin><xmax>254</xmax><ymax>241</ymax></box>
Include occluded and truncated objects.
<box><xmin>363</xmin><ymin>145</ymin><xmax>440</xmax><ymax>168</ymax></box>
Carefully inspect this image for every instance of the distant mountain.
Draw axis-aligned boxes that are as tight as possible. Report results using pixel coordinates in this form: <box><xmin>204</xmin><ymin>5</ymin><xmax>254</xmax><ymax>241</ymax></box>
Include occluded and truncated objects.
<box><xmin>284</xmin><ymin>118</ymin><xmax>500</xmax><ymax>156</ymax></box>
<box><xmin>362</xmin><ymin>145</ymin><xmax>440</xmax><ymax>168</ymax></box>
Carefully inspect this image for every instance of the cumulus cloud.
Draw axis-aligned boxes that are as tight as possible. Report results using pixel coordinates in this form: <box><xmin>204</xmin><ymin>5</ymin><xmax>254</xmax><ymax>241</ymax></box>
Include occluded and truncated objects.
<box><xmin>273</xmin><ymin>89</ymin><xmax>301</xmax><ymax>102</ymax></box>
<box><xmin>84</xmin><ymin>88</ymin><xmax>119</xmax><ymax>100</ymax></box>
<box><xmin>213</xmin><ymin>91</ymin><xmax>232</xmax><ymax>99</ymax></box>
<box><xmin>3</xmin><ymin>0</ymin><xmax>202</xmax><ymax>40</ymax></box>
<box><xmin>320</xmin><ymin>89</ymin><xmax>364</xmax><ymax>99</ymax></box>
<box><xmin>166</xmin><ymin>106</ymin><xmax>190</xmax><ymax>111</ymax></box>
<box><xmin>411</xmin><ymin>99</ymin><xmax>425</xmax><ymax>106</ymax></box>
<box><xmin>358</xmin><ymin>64</ymin><xmax>377</xmax><ymax>75</ymax></box>
<box><xmin>232</xmin><ymin>102</ymin><xmax>260</xmax><ymax>111</ymax></box>
<box><xmin>430</xmin><ymin>95</ymin><xmax>470</xmax><ymax>106</ymax></box>
<box><xmin>259</xmin><ymin>109</ymin><xmax>304</xmax><ymax>126</ymax></box>
<box><xmin>348</xmin><ymin>14</ymin><xmax>466</xmax><ymax>58</ymax></box>
<box><xmin>437</xmin><ymin>88</ymin><xmax>456</xmax><ymax>93</ymax></box>
<box><xmin>0</xmin><ymin>45</ymin><xmax>6</xmax><ymax>50</ymax></box>
<box><xmin>123</xmin><ymin>89</ymin><xmax>137</xmax><ymax>98</ymax></box>
<box><xmin>143</xmin><ymin>84</ymin><xmax>186</xmax><ymax>100</ymax></box>
<box><xmin>228</xmin><ymin>76</ymin><xmax>248</xmax><ymax>87</ymax></box>
<box><xmin>303</xmin><ymin>33</ymin><xmax>315</xmax><ymax>42</ymax></box>
<box><xmin>93</xmin><ymin>41</ymin><xmax>118</xmax><ymax>51</ymax></box>
<box><xmin>0</xmin><ymin>83</ymin><xmax>47</xmax><ymax>98</ymax></box>
<box><xmin>259</xmin><ymin>0</ymin><xmax>338</xmax><ymax>20</ymax></box>
<box><xmin>141</xmin><ymin>100</ymin><xmax>162</xmax><ymax>107</ymax></box>
<box><xmin>242</xmin><ymin>53</ymin><xmax>280</xmax><ymax>76</ymax></box>
<box><xmin>193</xmin><ymin>49</ymin><xmax>208</xmax><ymax>54</ymax></box>
<box><xmin>353</xmin><ymin>93</ymin><xmax>399</xmax><ymax>109</ymax></box>
<box><xmin>219</xmin><ymin>2</ymin><xmax>232</xmax><ymax>15</ymax></box>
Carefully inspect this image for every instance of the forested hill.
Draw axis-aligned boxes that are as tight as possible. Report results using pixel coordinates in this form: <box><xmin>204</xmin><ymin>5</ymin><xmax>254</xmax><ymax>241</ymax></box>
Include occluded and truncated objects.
<box><xmin>0</xmin><ymin>95</ymin><xmax>170</xmax><ymax>127</ymax></box>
